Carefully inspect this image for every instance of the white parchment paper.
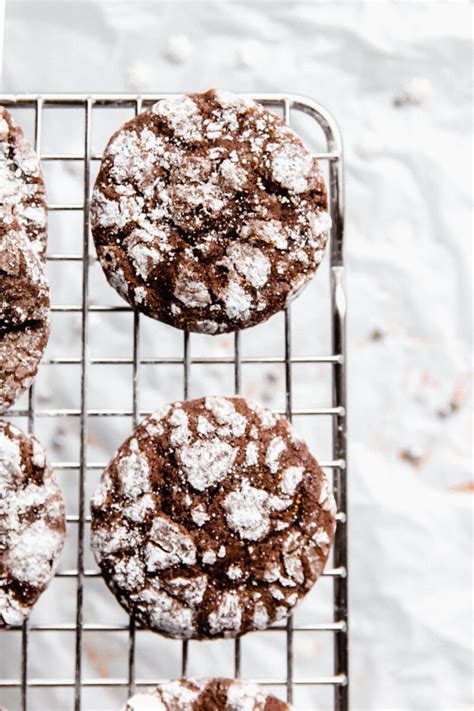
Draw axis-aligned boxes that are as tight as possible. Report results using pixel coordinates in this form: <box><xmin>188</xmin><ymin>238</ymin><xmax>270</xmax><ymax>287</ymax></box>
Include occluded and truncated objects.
<box><xmin>1</xmin><ymin>2</ymin><xmax>472</xmax><ymax>710</ymax></box>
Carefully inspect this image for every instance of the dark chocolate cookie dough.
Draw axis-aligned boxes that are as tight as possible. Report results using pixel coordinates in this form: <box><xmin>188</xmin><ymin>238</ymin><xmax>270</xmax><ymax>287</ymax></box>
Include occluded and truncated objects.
<box><xmin>91</xmin><ymin>396</ymin><xmax>336</xmax><ymax>640</ymax></box>
<box><xmin>124</xmin><ymin>678</ymin><xmax>291</xmax><ymax>710</ymax></box>
<box><xmin>91</xmin><ymin>90</ymin><xmax>329</xmax><ymax>334</ymax></box>
<box><xmin>0</xmin><ymin>421</ymin><xmax>65</xmax><ymax>626</ymax></box>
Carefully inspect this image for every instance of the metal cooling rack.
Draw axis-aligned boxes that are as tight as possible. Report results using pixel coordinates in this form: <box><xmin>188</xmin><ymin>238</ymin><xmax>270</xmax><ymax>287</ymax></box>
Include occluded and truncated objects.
<box><xmin>0</xmin><ymin>93</ymin><xmax>348</xmax><ymax>711</ymax></box>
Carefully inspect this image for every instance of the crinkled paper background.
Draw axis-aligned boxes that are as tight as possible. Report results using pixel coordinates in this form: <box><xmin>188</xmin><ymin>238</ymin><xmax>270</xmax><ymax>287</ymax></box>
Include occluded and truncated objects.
<box><xmin>1</xmin><ymin>1</ymin><xmax>472</xmax><ymax>710</ymax></box>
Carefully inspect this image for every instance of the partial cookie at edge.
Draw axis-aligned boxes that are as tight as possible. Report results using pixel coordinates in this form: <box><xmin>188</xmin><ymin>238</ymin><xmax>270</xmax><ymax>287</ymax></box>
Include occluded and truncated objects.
<box><xmin>0</xmin><ymin>420</ymin><xmax>66</xmax><ymax>627</ymax></box>
<box><xmin>0</xmin><ymin>106</ymin><xmax>48</xmax><ymax>259</ymax></box>
<box><xmin>0</xmin><ymin>231</ymin><xmax>50</xmax><ymax>412</ymax></box>
<box><xmin>124</xmin><ymin>677</ymin><xmax>292</xmax><ymax>710</ymax></box>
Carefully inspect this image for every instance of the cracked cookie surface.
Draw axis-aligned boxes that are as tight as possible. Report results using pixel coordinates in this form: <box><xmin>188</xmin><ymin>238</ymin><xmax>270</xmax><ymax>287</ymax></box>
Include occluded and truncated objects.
<box><xmin>0</xmin><ymin>421</ymin><xmax>65</xmax><ymax>626</ymax></box>
<box><xmin>91</xmin><ymin>396</ymin><xmax>336</xmax><ymax>640</ymax></box>
<box><xmin>91</xmin><ymin>89</ymin><xmax>329</xmax><ymax>334</ymax></box>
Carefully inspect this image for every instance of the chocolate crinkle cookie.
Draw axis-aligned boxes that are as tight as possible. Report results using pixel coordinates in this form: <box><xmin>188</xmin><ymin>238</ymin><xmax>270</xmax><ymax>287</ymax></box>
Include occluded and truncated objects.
<box><xmin>124</xmin><ymin>678</ymin><xmax>291</xmax><ymax>710</ymax></box>
<box><xmin>1</xmin><ymin>107</ymin><xmax>50</xmax><ymax>411</ymax></box>
<box><xmin>0</xmin><ymin>421</ymin><xmax>65</xmax><ymax>626</ymax></box>
<box><xmin>0</xmin><ymin>106</ymin><xmax>47</xmax><ymax>259</ymax></box>
<box><xmin>0</xmin><ymin>231</ymin><xmax>50</xmax><ymax>412</ymax></box>
<box><xmin>92</xmin><ymin>89</ymin><xmax>329</xmax><ymax>334</ymax></box>
<box><xmin>91</xmin><ymin>396</ymin><xmax>336</xmax><ymax>640</ymax></box>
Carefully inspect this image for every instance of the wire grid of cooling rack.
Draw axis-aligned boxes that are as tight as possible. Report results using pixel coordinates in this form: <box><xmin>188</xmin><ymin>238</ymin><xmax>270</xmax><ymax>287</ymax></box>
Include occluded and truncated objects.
<box><xmin>0</xmin><ymin>93</ymin><xmax>348</xmax><ymax>711</ymax></box>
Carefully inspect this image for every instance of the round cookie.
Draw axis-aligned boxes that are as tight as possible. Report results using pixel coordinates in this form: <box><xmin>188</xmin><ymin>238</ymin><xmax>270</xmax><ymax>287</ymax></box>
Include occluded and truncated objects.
<box><xmin>124</xmin><ymin>678</ymin><xmax>291</xmax><ymax>710</ymax></box>
<box><xmin>91</xmin><ymin>396</ymin><xmax>336</xmax><ymax>640</ymax></box>
<box><xmin>0</xmin><ymin>420</ymin><xmax>66</xmax><ymax>626</ymax></box>
<box><xmin>0</xmin><ymin>231</ymin><xmax>50</xmax><ymax>412</ymax></box>
<box><xmin>91</xmin><ymin>89</ymin><xmax>329</xmax><ymax>334</ymax></box>
<box><xmin>0</xmin><ymin>106</ymin><xmax>47</xmax><ymax>259</ymax></box>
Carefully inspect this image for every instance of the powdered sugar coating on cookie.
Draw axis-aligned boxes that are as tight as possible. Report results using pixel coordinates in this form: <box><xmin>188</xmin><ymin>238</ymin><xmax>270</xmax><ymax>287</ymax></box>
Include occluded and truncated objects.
<box><xmin>124</xmin><ymin>677</ymin><xmax>291</xmax><ymax>710</ymax></box>
<box><xmin>92</xmin><ymin>89</ymin><xmax>329</xmax><ymax>334</ymax></box>
<box><xmin>91</xmin><ymin>396</ymin><xmax>336</xmax><ymax>640</ymax></box>
<box><xmin>0</xmin><ymin>421</ymin><xmax>65</xmax><ymax>626</ymax></box>
<box><xmin>0</xmin><ymin>107</ymin><xmax>47</xmax><ymax>259</ymax></box>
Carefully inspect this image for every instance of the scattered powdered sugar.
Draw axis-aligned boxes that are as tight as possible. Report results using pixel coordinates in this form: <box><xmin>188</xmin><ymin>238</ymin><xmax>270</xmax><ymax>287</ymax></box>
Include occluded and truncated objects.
<box><xmin>319</xmin><ymin>476</ymin><xmax>337</xmax><ymax>515</ymax></box>
<box><xmin>245</xmin><ymin>441</ymin><xmax>259</xmax><ymax>467</ymax></box>
<box><xmin>250</xmin><ymin>401</ymin><xmax>278</xmax><ymax>429</ymax></box>
<box><xmin>159</xmin><ymin>680</ymin><xmax>205</xmax><ymax>707</ymax></box>
<box><xmin>225</xmin><ymin>242</ymin><xmax>271</xmax><ymax>288</ymax></box>
<box><xmin>123</xmin><ymin>494</ymin><xmax>154</xmax><ymax>523</ymax></box>
<box><xmin>265</xmin><ymin>436</ymin><xmax>286</xmax><ymax>473</ymax></box>
<box><xmin>108</xmin><ymin>266</ymin><xmax>130</xmax><ymax>300</ymax></box>
<box><xmin>0</xmin><ymin>431</ymin><xmax>22</xmax><ymax>484</ymax></box>
<box><xmin>308</xmin><ymin>210</ymin><xmax>332</xmax><ymax>238</ymax></box>
<box><xmin>219</xmin><ymin>157</ymin><xmax>247</xmax><ymax>189</ymax></box>
<box><xmin>147</xmin><ymin>588</ymin><xmax>195</xmax><ymax>638</ymax></box>
<box><xmin>94</xmin><ymin>191</ymin><xmax>144</xmax><ymax>230</ymax></box>
<box><xmin>191</xmin><ymin>504</ymin><xmax>210</xmax><ymax>527</ymax></box>
<box><xmin>146</xmin><ymin>517</ymin><xmax>196</xmax><ymax>570</ymax></box>
<box><xmin>205</xmin><ymin>396</ymin><xmax>247</xmax><ymax>437</ymax></box>
<box><xmin>169</xmin><ymin>406</ymin><xmax>191</xmax><ymax>447</ymax></box>
<box><xmin>180</xmin><ymin>437</ymin><xmax>237</xmax><ymax>491</ymax></box>
<box><xmin>281</xmin><ymin>466</ymin><xmax>304</xmax><ymax>495</ymax></box>
<box><xmin>125</xmin><ymin>692</ymin><xmax>166</xmax><ymax>710</ymax></box>
<box><xmin>93</xmin><ymin>522</ymin><xmax>143</xmax><ymax>557</ymax></box>
<box><xmin>252</xmin><ymin>601</ymin><xmax>269</xmax><ymax>630</ymax></box>
<box><xmin>8</xmin><ymin>520</ymin><xmax>63</xmax><ymax>586</ymax></box>
<box><xmin>221</xmin><ymin>277</ymin><xmax>253</xmax><ymax>320</ymax></box>
<box><xmin>208</xmin><ymin>591</ymin><xmax>242</xmax><ymax>635</ymax></box>
<box><xmin>226</xmin><ymin>681</ymin><xmax>268</xmax><ymax>710</ymax></box>
<box><xmin>202</xmin><ymin>550</ymin><xmax>217</xmax><ymax>565</ymax></box>
<box><xmin>165</xmin><ymin>575</ymin><xmax>208</xmax><ymax>606</ymax></box>
<box><xmin>213</xmin><ymin>90</ymin><xmax>255</xmax><ymax>111</ymax></box>
<box><xmin>152</xmin><ymin>95</ymin><xmax>203</xmax><ymax>142</ymax></box>
<box><xmin>263</xmin><ymin>564</ymin><xmax>282</xmax><ymax>584</ymax></box>
<box><xmin>223</xmin><ymin>480</ymin><xmax>272</xmax><ymax>541</ymax></box>
<box><xmin>313</xmin><ymin>527</ymin><xmax>331</xmax><ymax>548</ymax></box>
<box><xmin>32</xmin><ymin>439</ymin><xmax>46</xmax><ymax>468</ymax></box>
<box><xmin>161</xmin><ymin>682</ymin><xmax>206</xmax><ymax>708</ymax></box>
<box><xmin>197</xmin><ymin>415</ymin><xmax>215</xmax><ymax>435</ymax></box>
<box><xmin>146</xmin><ymin>404</ymin><xmax>171</xmax><ymax>428</ymax></box>
<box><xmin>241</xmin><ymin>219</ymin><xmax>288</xmax><ymax>250</ymax></box>
<box><xmin>90</xmin><ymin>473</ymin><xmax>112</xmax><ymax>509</ymax></box>
<box><xmin>129</xmin><ymin>243</ymin><xmax>163</xmax><ymax>280</ymax></box>
<box><xmin>227</xmin><ymin>565</ymin><xmax>243</xmax><ymax>580</ymax></box>
<box><xmin>116</xmin><ymin>440</ymin><xmax>150</xmax><ymax>499</ymax></box>
<box><xmin>268</xmin><ymin>140</ymin><xmax>314</xmax><ymax>194</ymax></box>
<box><xmin>112</xmin><ymin>556</ymin><xmax>145</xmax><ymax>593</ymax></box>
<box><xmin>270</xmin><ymin>586</ymin><xmax>285</xmax><ymax>601</ymax></box>
<box><xmin>194</xmin><ymin>319</ymin><xmax>220</xmax><ymax>334</ymax></box>
<box><xmin>174</xmin><ymin>273</ymin><xmax>211</xmax><ymax>308</ymax></box>
<box><xmin>282</xmin><ymin>532</ymin><xmax>305</xmax><ymax>585</ymax></box>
